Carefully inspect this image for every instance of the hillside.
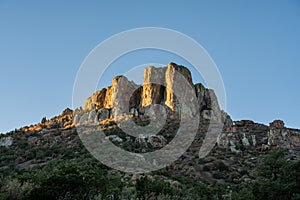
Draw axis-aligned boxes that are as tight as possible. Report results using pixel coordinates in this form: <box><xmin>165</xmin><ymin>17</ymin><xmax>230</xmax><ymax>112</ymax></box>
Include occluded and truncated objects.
<box><xmin>0</xmin><ymin>63</ymin><xmax>299</xmax><ymax>200</ymax></box>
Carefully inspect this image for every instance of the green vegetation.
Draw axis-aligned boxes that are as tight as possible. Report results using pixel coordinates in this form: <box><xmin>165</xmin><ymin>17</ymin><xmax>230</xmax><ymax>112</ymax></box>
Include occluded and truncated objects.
<box><xmin>1</xmin><ymin>123</ymin><xmax>300</xmax><ymax>200</ymax></box>
<box><xmin>0</xmin><ymin>148</ymin><xmax>299</xmax><ymax>199</ymax></box>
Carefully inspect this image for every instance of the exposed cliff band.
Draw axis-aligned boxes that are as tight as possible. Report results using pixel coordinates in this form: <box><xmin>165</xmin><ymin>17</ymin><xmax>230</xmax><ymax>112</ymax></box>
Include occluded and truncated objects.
<box><xmin>77</xmin><ymin>62</ymin><xmax>232</xmax><ymax>127</ymax></box>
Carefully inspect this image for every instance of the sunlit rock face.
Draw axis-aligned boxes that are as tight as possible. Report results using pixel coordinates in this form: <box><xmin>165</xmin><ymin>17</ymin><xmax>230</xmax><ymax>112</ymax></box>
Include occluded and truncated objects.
<box><xmin>81</xmin><ymin>62</ymin><xmax>230</xmax><ymax>126</ymax></box>
<box><xmin>165</xmin><ymin>62</ymin><xmax>193</xmax><ymax>110</ymax></box>
<box><xmin>83</xmin><ymin>75</ymin><xmax>140</xmax><ymax>111</ymax></box>
<box><xmin>84</xmin><ymin>88</ymin><xmax>107</xmax><ymax>111</ymax></box>
<box><xmin>142</xmin><ymin>66</ymin><xmax>166</xmax><ymax>107</ymax></box>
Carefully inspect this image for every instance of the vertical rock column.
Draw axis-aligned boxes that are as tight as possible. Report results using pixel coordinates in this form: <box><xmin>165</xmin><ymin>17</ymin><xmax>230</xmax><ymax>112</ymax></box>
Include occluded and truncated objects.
<box><xmin>142</xmin><ymin>66</ymin><xmax>166</xmax><ymax>107</ymax></box>
<box><xmin>165</xmin><ymin>62</ymin><xmax>194</xmax><ymax>112</ymax></box>
<box><xmin>107</xmin><ymin>76</ymin><xmax>140</xmax><ymax>118</ymax></box>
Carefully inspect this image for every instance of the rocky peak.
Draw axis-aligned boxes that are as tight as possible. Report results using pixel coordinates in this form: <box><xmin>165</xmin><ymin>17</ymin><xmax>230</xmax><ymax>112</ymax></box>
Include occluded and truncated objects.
<box><xmin>269</xmin><ymin>120</ymin><xmax>285</xmax><ymax>129</ymax></box>
<box><xmin>80</xmin><ymin>62</ymin><xmax>231</xmax><ymax>126</ymax></box>
<box><xmin>167</xmin><ymin>62</ymin><xmax>193</xmax><ymax>85</ymax></box>
<box><xmin>165</xmin><ymin>62</ymin><xmax>193</xmax><ymax>110</ymax></box>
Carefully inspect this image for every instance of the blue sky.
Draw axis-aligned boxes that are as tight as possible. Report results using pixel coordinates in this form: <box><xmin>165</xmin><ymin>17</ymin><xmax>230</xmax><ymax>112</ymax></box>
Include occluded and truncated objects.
<box><xmin>0</xmin><ymin>0</ymin><xmax>299</xmax><ymax>133</ymax></box>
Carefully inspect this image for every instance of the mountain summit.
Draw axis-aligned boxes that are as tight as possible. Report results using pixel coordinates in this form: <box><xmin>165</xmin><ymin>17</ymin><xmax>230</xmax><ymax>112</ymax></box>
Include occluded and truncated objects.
<box><xmin>79</xmin><ymin>62</ymin><xmax>232</xmax><ymax>128</ymax></box>
<box><xmin>0</xmin><ymin>63</ymin><xmax>299</xmax><ymax>199</ymax></box>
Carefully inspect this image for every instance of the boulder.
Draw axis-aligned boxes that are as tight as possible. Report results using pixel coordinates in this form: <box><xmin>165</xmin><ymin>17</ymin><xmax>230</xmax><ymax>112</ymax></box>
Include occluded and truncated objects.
<box><xmin>135</xmin><ymin>134</ymin><xmax>147</xmax><ymax>147</ymax></box>
<box><xmin>0</xmin><ymin>136</ymin><xmax>13</xmax><ymax>147</ymax></box>
<box><xmin>147</xmin><ymin>135</ymin><xmax>167</xmax><ymax>148</ymax></box>
<box><xmin>106</xmin><ymin>135</ymin><xmax>123</xmax><ymax>143</ymax></box>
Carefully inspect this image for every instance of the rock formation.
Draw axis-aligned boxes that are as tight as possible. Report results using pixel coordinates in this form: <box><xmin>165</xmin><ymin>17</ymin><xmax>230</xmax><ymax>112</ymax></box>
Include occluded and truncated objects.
<box><xmin>216</xmin><ymin>119</ymin><xmax>300</xmax><ymax>156</ymax></box>
<box><xmin>165</xmin><ymin>62</ymin><xmax>193</xmax><ymax>110</ymax></box>
<box><xmin>0</xmin><ymin>136</ymin><xmax>13</xmax><ymax>147</ymax></box>
<box><xmin>269</xmin><ymin>120</ymin><xmax>285</xmax><ymax>129</ymax></box>
<box><xmin>84</xmin><ymin>88</ymin><xmax>107</xmax><ymax>111</ymax></box>
<box><xmin>4</xmin><ymin>62</ymin><xmax>298</xmax><ymax>181</ymax></box>
<box><xmin>72</xmin><ymin>63</ymin><xmax>300</xmax><ymax>158</ymax></box>
<box><xmin>142</xmin><ymin>66</ymin><xmax>166</xmax><ymax>107</ymax></box>
<box><xmin>80</xmin><ymin>62</ymin><xmax>231</xmax><ymax>126</ymax></box>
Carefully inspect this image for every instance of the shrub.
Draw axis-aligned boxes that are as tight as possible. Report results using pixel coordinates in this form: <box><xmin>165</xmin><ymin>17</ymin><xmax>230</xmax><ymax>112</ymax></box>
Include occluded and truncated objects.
<box><xmin>215</xmin><ymin>161</ymin><xmax>229</xmax><ymax>172</ymax></box>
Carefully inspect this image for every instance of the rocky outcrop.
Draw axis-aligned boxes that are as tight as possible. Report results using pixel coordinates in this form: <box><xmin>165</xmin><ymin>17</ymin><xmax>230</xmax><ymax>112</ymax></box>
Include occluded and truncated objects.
<box><xmin>142</xmin><ymin>66</ymin><xmax>166</xmax><ymax>107</ymax></box>
<box><xmin>21</xmin><ymin>63</ymin><xmax>232</xmax><ymax>130</ymax></box>
<box><xmin>112</xmin><ymin>76</ymin><xmax>141</xmax><ymax>117</ymax></box>
<box><xmin>83</xmin><ymin>76</ymin><xmax>141</xmax><ymax>113</ymax></box>
<box><xmin>269</xmin><ymin>120</ymin><xmax>285</xmax><ymax>129</ymax></box>
<box><xmin>133</xmin><ymin>134</ymin><xmax>167</xmax><ymax>149</ymax></box>
<box><xmin>268</xmin><ymin>127</ymin><xmax>300</xmax><ymax>149</ymax></box>
<box><xmin>194</xmin><ymin>83</ymin><xmax>228</xmax><ymax>124</ymax></box>
<box><xmin>84</xmin><ymin>89</ymin><xmax>107</xmax><ymax>111</ymax></box>
<box><xmin>194</xmin><ymin>83</ymin><xmax>207</xmax><ymax>111</ymax></box>
<box><xmin>0</xmin><ymin>136</ymin><xmax>13</xmax><ymax>147</ymax></box>
<box><xmin>22</xmin><ymin>108</ymin><xmax>74</xmax><ymax>132</ymax></box>
<box><xmin>79</xmin><ymin>62</ymin><xmax>229</xmax><ymax>126</ymax></box>
<box><xmin>165</xmin><ymin>62</ymin><xmax>193</xmax><ymax>110</ymax></box>
<box><xmin>82</xmin><ymin>75</ymin><xmax>141</xmax><ymax>121</ymax></box>
<box><xmin>217</xmin><ymin>120</ymin><xmax>300</xmax><ymax>154</ymax></box>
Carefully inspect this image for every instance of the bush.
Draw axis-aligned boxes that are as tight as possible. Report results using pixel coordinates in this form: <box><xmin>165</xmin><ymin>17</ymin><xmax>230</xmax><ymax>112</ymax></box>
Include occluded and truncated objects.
<box><xmin>28</xmin><ymin>161</ymin><xmax>123</xmax><ymax>199</ymax></box>
<box><xmin>252</xmin><ymin>150</ymin><xmax>300</xmax><ymax>200</ymax></box>
<box><xmin>215</xmin><ymin>161</ymin><xmax>229</xmax><ymax>172</ymax></box>
<box><xmin>0</xmin><ymin>178</ymin><xmax>34</xmax><ymax>199</ymax></box>
<box><xmin>136</xmin><ymin>177</ymin><xmax>175</xmax><ymax>199</ymax></box>
<box><xmin>203</xmin><ymin>165</ymin><xmax>210</xmax><ymax>171</ymax></box>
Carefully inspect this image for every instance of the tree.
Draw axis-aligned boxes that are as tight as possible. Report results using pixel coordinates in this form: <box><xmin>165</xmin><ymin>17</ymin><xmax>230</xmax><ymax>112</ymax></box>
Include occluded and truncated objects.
<box><xmin>254</xmin><ymin>150</ymin><xmax>300</xmax><ymax>200</ymax></box>
<box><xmin>258</xmin><ymin>149</ymin><xmax>287</xmax><ymax>181</ymax></box>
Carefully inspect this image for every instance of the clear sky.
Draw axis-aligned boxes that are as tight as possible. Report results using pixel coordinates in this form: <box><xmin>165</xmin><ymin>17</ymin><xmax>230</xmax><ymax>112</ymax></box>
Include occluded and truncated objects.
<box><xmin>0</xmin><ymin>0</ymin><xmax>299</xmax><ymax>133</ymax></box>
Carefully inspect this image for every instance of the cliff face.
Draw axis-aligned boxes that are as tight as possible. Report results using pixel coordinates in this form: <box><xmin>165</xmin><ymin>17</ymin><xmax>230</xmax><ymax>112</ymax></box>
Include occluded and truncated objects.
<box><xmin>216</xmin><ymin>120</ymin><xmax>300</xmax><ymax>157</ymax></box>
<box><xmin>142</xmin><ymin>66</ymin><xmax>166</xmax><ymax>107</ymax></box>
<box><xmin>70</xmin><ymin>63</ymin><xmax>299</xmax><ymax>157</ymax></box>
<box><xmin>165</xmin><ymin>63</ymin><xmax>193</xmax><ymax>110</ymax></box>
<box><xmin>80</xmin><ymin>62</ymin><xmax>230</xmax><ymax>126</ymax></box>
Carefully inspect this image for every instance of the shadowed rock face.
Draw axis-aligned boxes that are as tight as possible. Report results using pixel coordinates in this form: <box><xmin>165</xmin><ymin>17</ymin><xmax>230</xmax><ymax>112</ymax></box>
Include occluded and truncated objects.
<box><xmin>216</xmin><ymin>119</ymin><xmax>300</xmax><ymax>156</ymax></box>
<box><xmin>81</xmin><ymin>62</ymin><xmax>230</xmax><ymax>126</ymax></box>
